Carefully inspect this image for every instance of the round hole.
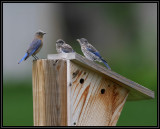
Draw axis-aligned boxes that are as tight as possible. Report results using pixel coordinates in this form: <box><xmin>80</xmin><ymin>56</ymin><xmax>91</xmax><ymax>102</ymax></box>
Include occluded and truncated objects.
<box><xmin>101</xmin><ymin>89</ymin><xmax>105</xmax><ymax>94</ymax></box>
<box><xmin>73</xmin><ymin>72</ymin><xmax>76</xmax><ymax>76</ymax></box>
<box><xmin>73</xmin><ymin>122</ymin><xmax>76</xmax><ymax>125</ymax></box>
<box><xmin>80</xmin><ymin>78</ymin><xmax>84</xmax><ymax>84</ymax></box>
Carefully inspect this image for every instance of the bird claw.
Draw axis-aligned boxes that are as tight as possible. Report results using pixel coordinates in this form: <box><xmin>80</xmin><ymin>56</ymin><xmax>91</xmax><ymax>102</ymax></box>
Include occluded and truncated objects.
<box><xmin>32</xmin><ymin>55</ymin><xmax>39</xmax><ymax>60</ymax></box>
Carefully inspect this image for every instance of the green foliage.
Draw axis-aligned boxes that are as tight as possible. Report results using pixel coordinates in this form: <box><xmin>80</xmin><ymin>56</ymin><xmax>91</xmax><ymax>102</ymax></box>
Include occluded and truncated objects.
<box><xmin>117</xmin><ymin>100</ymin><xmax>157</xmax><ymax>126</ymax></box>
<box><xmin>3</xmin><ymin>83</ymin><xmax>33</xmax><ymax>126</ymax></box>
<box><xmin>3</xmin><ymin>81</ymin><xmax>157</xmax><ymax>126</ymax></box>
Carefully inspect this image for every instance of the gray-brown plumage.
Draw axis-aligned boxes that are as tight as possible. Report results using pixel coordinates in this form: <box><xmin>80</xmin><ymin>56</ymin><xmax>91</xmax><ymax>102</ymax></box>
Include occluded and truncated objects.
<box><xmin>56</xmin><ymin>39</ymin><xmax>74</xmax><ymax>53</ymax></box>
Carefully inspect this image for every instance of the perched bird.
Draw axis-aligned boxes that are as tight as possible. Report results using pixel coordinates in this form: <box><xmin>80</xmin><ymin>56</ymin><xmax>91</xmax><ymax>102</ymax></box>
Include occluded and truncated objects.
<box><xmin>77</xmin><ymin>38</ymin><xmax>111</xmax><ymax>70</ymax></box>
<box><xmin>18</xmin><ymin>30</ymin><xmax>46</xmax><ymax>64</ymax></box>
<box><xmin>56</xmin><ymin>39</ymin><xmax>74</xmax><ymax>53</ymax></box>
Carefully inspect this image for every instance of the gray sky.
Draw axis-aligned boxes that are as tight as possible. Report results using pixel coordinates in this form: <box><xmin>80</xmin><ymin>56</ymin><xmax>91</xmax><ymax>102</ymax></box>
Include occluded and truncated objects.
<box><xmin>3</xmin><ymin>3</ymin><xmax>157</xmax><ymax>84</ymax></box>
<box><xmin>3</xmin><ymin>3</ymin><xmax>64</xmax><ymax>82</ymax></box>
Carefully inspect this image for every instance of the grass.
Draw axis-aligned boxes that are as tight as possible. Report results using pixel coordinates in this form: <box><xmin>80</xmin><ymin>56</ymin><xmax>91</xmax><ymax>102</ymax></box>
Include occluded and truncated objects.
<box><xmin>3</xmin><ymin>82</ymin><xmax>157</xmax><ymax>126</ymax></box>
<box><xmin>3</xmin><ymin>84</ymin><xmax>33</xmax><ymax>126</ymax></box>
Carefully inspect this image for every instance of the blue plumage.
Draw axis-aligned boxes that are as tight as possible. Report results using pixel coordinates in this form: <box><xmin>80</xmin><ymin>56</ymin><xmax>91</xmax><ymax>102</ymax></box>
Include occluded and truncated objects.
<box><xmin>62</xmin><ymin>49</ymin><xmax>74</xmax><ymax>53</ymax></box>
<box><xmin>77</xmin><ymin>38</ymin><xmax>111</xmax><ymax>70</ymax></box>
<box><xmin>27</xmin><ymin>39</ymin><xmax>42</xmax><ymax>56</ymax></box>
<box><xmin>101</xmin><ymin>58</ymin><xmax>111</xmax><ymax>70</ymax></box>
<box><xmin>18</xmin><ymin>53</ymin><xmax>28</xmax><ymax>64</ymax></box>
<box><xmin>18</xmin><ymin>30</ymin><xmax>46</xmax><ymax>64</ymax></box>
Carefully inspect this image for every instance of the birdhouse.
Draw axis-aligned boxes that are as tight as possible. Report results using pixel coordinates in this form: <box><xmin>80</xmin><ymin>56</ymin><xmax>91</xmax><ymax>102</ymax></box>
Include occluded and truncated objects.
<box><xmin>32</xmin><ymin>53</ymin><xmax>154</xmax><ymax>126</ymax></box>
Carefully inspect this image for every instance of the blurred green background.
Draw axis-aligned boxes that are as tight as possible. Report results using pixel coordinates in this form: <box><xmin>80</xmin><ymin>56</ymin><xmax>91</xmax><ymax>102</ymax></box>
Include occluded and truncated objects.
<box><xmin>3</xmin><ymin>3</ymin><xmax>157</xmax><ymax>126</ymax></box>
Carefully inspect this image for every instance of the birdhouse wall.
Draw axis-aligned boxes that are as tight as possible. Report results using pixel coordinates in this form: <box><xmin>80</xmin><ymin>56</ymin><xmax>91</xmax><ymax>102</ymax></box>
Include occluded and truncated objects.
<box><xmin>69</xmin><ymin>61</ymin><xmax>129</xmax><ymax>126</ymax></box>
<box><xmin>32</xmin><ymin>59</ymin><xmax>129</xmax><ymax>126</ymax></box>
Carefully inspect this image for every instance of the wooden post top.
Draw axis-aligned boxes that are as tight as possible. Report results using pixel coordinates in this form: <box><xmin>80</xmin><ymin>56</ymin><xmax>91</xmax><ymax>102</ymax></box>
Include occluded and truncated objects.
<box><xmin>47</xmin><ymin>53</ymin><xmax>154</xmax><ymax>101</ymax></box>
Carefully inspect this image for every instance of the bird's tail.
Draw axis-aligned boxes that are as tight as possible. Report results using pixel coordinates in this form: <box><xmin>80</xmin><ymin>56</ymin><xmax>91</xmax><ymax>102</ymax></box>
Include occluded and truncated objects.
<box><xmin>101</xmin><ymin>58</ymin><xmax>111</xmax><ymax>70</ymax></box>
<box><xmin>18</xmin><ymin>53</ymin><xmax>28</xmax><ymax>64</ymax></box>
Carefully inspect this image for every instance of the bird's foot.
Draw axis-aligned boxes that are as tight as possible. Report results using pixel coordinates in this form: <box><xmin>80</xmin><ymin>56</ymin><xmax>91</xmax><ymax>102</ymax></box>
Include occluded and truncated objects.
<box><xmin>32</xmin><ymin>55</ymin><xmax>39</xmax><ymax>60</ymax></box>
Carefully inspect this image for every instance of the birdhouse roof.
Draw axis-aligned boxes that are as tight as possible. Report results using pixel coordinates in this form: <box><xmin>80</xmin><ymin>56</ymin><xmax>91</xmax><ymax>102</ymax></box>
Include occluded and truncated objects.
<box><xmin>48</xmin><ymin>53</ymin><xmax>154</xmax><ymax>101</ymax></box>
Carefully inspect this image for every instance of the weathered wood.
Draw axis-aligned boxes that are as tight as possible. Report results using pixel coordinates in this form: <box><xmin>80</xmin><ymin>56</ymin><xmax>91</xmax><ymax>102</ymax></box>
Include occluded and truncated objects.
<box><xmin>32</xmin><ymin>53</ymin><xmax>155</xmax><ymax>126</ymax></box>
<box><xmin>70</xmin><ymin>61</ymin><xmax>129</xmax><ymax>126</ymax></box>
<box><xmin>48</xmin><ymin>53</ymin><xmax>154</xmax><ymax>100</ymax></box>
<box><xmin>32</xmin><ymin>59</ymin><xmax>68</xmax><ymax>126</ymax></box>
<box><xmin>32</xmin><ymin>59</ymin><xmax>129</xmax><ymax>126</ymax></box>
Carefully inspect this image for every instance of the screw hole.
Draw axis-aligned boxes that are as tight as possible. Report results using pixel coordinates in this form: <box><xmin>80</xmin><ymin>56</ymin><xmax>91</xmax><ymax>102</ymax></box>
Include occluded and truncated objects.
<box><xmin>53</xmin><ymin>60</ymin><xmax>58</xmax><ymax>66</ymax></box>
<box><xmin>101</xmin><ymin>89</ymin><xmax>105</xmax><ymax>94</ymax></box>
<box><xmin>72</xmin><ymin>70</ymin><xmax>79</xmax><ymax>78</ymax></box>
<box><xmin>80</xmin><ymin>78</ymin><xmax>84</xmax><ymax>84</ymax></box>
<box><xmin>73</xmin><ymin>122</ymin><xmax>76</xmax><ymax>125</ymax></box>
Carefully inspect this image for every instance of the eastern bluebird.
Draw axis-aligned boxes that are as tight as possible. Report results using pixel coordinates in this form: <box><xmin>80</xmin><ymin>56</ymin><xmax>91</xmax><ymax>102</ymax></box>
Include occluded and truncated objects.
<box><xmin>56</xmin><ymin>39</ymin><xmax>74</xmax><ymax>53</ymax></box>
<box><xmin>18</xmin><ymin>30</ymin><xmax>46</xmax><ymax>64</ymax></box>
<box><xmin>77</xmin><ymin>38</ymin><xmax>111</xmax><ymax>70</ymax></box>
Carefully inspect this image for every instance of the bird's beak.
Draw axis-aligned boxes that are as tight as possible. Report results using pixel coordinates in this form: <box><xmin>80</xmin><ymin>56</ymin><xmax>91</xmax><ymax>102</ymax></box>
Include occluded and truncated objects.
<box><xmin>76</xmin><ymin>39</ymin><xmax>80</xmax><ymax>43</ymax></box>
<box><xmin>43</xmin><ymin>32</ymin><xmax>46</xmax><ymax>35</ymax></box>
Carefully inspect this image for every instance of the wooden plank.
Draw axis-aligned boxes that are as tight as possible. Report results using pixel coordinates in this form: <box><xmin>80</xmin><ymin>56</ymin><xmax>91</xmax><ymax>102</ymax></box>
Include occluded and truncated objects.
<box><xmin>48</xmin><ymin>53</ymin><xmax>154</xmax><ymax>100</ymax></box>
<box><xmin>48</xmin><ymin>53</ymin><xmax>76</xmax><ymax>60</ymax></box>
<box><xmin>32</xmin><ymin>59</ymin><xmax>68</xmax><ymax>126</ymax></box>
<box><xmin>70</xmin><ymin>62</ymin><xmax>129</xmax><ymax>126</ymax></box>
<box><xmin>66</xmin><ymin>60</ymin><xmax>72</xmax><ymax>126</ymax></box>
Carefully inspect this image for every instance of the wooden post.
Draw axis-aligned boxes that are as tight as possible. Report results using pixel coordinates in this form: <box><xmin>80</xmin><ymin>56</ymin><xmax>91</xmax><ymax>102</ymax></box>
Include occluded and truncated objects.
<box><xmin>32</xmin><ymin>53</ymin><xmax>154</xmax><ymax>126</ymax></box>
<box><xmin>32</xmin><ymin>59</ymin><xmax>67</xmax><ymax>126</ymax></box>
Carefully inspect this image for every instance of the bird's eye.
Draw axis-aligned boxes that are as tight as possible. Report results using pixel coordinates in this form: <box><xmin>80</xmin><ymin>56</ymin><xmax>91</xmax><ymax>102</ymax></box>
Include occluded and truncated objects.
<box><xmin>58</xmin><ymin>41</ymin><xmax>64</xmax><ymax>45</ymax></box>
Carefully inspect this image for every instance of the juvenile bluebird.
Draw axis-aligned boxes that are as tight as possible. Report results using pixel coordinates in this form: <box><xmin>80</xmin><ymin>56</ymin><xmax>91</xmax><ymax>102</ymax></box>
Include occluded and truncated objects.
<box><xmin>18</xmin><ymin>30</ymin><xmax>46</xmax><ymax>64</ymax></box>
<box><xmin>77</xmin><ymin>38</ymin><xmax>111</xmax><ymax>70</ymax></box>
<box><xmin>56</xmin><ymin>39</ymin><xmax>74</xmax><ymax>53</ymax></box>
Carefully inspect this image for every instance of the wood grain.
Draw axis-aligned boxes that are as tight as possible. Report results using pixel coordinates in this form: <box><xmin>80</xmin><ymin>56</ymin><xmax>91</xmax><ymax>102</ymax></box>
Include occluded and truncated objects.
<box><xmin>32</xmin><ymin>59</ymin><xmax>128</xmax><ymax>126</ymax></box>
<box><xmin>32</xmin><ymin>59</ymin><xmax>67</xmax><ymax>126</ymax></box>
<box><xmin>70</xmin><ymin>61</ymin><xmax>129</xmax><ymax>126</ymax></box>
<box><xmin>48</xmin><ymin>53</ymin><xmax>154</xmax><ymax>100</ymax></box>
<box><xmin>32</xmin><ymin>56</ymin><xmax>154</xmax><ymax>126</ymax></box>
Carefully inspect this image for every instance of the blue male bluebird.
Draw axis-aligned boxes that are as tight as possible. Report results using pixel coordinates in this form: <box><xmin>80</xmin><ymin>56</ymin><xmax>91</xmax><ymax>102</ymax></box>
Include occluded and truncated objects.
<box><xmin>77</xmin><ymin>38</ymin><xmax>111</xmax><ymax>70</ymax></box>
<box><xmin>18</xmin><ymin>30</ymin><xmax>46</xmax><ymax>64</ymax></box>
<box><xmin>56</xmin><ymin>39</ymin><xmax>74</xmax><ymax>53</ymax></box>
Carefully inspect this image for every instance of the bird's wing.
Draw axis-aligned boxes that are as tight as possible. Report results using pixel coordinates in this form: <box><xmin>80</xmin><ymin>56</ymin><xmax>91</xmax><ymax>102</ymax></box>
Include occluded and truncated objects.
<box><xmin>27</xmin><ymin>39</ymin><xmax>42</xmax><ymax>56</ymax></box>
<box><xmin>61</xmin><ymin>44</ymin><xmax>74</xmax><ymax>53</ymax></box>
<box><xmin>86</xmin><ymin>43</ymin><xmax>102</xmax><ymax>58</ymax></box>
<box><xmin>86</xmin><ymin>43</ymin><xmax>98</xmax><ymax>52</ymax></box>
